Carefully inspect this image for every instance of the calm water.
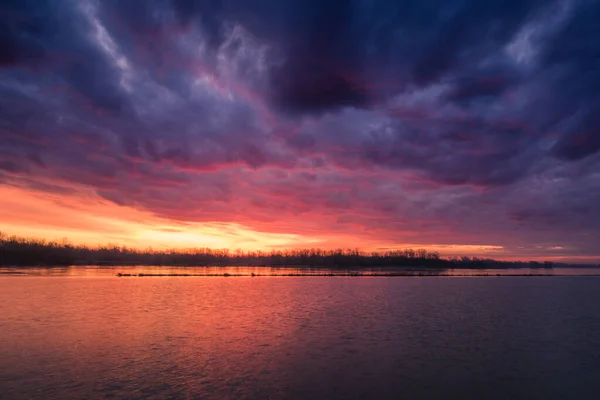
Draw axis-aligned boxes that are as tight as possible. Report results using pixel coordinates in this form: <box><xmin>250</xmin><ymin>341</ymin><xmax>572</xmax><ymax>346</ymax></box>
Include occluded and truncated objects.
<box><xmin>1</xmin><ymin>274</ymin><xmax>600</xmax><ymax>399</ymax></box>
<box><xmin>2</xmin><ymin>265</ymin><xmax>600</xmax><ymax>277</ymax></box>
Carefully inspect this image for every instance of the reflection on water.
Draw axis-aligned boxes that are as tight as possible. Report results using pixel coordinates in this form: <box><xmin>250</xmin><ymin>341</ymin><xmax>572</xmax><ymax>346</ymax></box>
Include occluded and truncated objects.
<box><xmin>2</xmin><ymin>265</ymin><xmax>600</xmax><ymax>277</ymax></box>
<box><xmin>1</xmin><ymin>276</ymin><xmax>600</xmax><ymax>399</ymax></box>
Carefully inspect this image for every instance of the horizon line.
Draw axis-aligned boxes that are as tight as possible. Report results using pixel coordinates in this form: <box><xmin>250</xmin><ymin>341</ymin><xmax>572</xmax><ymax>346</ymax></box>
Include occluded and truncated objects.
<box><xmin>2</xmin><ymin>231</ymin><xmax>599</xmax><ymax>266</ymax></box>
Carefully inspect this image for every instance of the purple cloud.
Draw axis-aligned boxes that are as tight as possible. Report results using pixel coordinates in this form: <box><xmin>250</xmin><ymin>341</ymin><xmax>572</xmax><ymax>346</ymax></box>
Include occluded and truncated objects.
<box><xmin>0</xmin><ymin>0</ymin><xmax>599</xmax><ymax>259</ymax></box>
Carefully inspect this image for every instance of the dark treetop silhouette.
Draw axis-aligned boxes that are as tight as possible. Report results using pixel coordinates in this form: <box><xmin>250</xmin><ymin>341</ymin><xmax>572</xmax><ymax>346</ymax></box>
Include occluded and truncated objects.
<box><xmin>0</xmin><ymin>232</ymin><xmax>562</xmax><ymax>269</ymax></box>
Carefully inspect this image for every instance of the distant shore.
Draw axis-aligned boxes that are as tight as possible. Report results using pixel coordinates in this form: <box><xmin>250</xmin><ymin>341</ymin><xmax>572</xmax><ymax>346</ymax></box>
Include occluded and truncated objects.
<box><xmin>114</xmin><ymin>272</ymin><xmax>566</xmax><ymax>278</ymax></box>
<box><xmin>2</xmin><ymin>232</ymin><xmax>596</xmax><ymax>269</ymax></box>
<box><xmin>3</xmin><ymin>265</ymin><xmax>600</xmax><ymax>277</ymax></box>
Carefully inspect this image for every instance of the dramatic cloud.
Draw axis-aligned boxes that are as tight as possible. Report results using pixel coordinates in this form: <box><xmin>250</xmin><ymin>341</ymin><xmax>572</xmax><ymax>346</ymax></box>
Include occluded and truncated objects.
<box><xmin>0</xmin><ymin>0</ymin><xmax>599</xmax><ymax>260</ymax></box>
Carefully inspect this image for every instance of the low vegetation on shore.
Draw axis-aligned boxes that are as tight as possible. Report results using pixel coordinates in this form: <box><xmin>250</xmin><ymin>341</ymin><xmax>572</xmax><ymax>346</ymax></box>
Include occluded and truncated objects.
<box><xmin>0</xmin><ymin>232</ymin><xmax>557</xmax><ymax>269</ymax></box>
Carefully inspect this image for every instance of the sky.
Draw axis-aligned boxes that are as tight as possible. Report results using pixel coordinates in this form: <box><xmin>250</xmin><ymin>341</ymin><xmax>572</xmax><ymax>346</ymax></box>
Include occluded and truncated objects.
<box><xmin>0</xmin><ymin>0</ymin><xmax>599</xmax><ymax>262</ymax></box>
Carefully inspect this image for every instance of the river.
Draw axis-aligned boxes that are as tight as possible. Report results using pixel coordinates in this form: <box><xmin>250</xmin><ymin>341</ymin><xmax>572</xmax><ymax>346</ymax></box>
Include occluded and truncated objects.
<box><xmin>1</xmin><ymin>270</ymin><xmax>600</xmax><ymax>399</ymax></box>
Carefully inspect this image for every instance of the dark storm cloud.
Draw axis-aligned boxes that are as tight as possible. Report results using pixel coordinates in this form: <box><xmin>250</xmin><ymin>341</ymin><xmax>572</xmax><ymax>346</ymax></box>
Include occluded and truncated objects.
<box><xmin>444</xmin><ymin>73</ymin><xmax>518</xmax><ymax>104</ymax></box>
<box><xmin>0</xmin><ymin>0</ymin><xmax>49</xmax><ymax>66</ymax></box>
<box><xmin>147</xmin><ymin>0</ymin><xmax>545</xmax><ymax>114</ymax></box>
<box><xmin>0</xmin><ymin>0</ymin><xmax>130</xmax><ymax>113</ymax></box>
<box><xmin>552</xmin><ymin>105</ymin><xmax>600</xmax><ymax>160</ymax></box>
<box><xmin>542</xmin><ymin>2</ymin><xmax>600</xmax><ymax>160</ymax></box>
<box><xmin>1</xmin><ymin>0</ymin><xmax>599</xmax><ymax>258</ymax></box>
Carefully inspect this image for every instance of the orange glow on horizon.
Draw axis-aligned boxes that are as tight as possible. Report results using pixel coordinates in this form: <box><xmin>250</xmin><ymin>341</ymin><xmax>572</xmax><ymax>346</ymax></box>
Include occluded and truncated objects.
<box><xmin>3</xmin><ymin>184</ymin><xmax>587</xmax><ymax>262</ymax></box>
<box><xmin>0</xmin><ymin>185</ymin><xmax>317</xmax><ymax>250</ymax></box>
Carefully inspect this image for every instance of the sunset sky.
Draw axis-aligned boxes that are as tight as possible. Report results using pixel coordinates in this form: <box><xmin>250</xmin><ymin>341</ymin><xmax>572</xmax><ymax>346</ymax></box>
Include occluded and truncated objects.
<box><xmin>1</xmin><ymin>0</ymin><xmax>599</xmax><ymax>262</ymax></box>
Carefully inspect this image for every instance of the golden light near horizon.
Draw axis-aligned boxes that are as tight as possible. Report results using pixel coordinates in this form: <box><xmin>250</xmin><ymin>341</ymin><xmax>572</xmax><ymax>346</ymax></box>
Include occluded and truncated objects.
<box><xmin>0</xmin><ymin>184</ymin><xmax>516</xmax><ymax>257</ymax></box>
<box><xmin>4</xmin><ymin>181</ymin><xmax>590</xmax><ymax>262</ymax></box>
<box><xmin>0</xmin><ymin>185</ymin><xmax>318</xmax><ymax>251</ymax></box>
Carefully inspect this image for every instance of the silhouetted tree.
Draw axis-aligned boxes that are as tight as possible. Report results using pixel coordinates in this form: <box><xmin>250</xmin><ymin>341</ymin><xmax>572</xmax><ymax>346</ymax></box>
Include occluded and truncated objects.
<box><xmin>0</xmin><ymin>232</ymin><xmax>561</xmax><ymax>269</ymax></box>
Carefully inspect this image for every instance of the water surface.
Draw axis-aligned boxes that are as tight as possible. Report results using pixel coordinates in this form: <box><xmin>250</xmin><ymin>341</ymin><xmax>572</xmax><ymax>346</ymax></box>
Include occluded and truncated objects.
<box><xmin>2</xmin><ymin>265</ymin><xmax>599</xmax><ymax>277</ymax></box>
<box><xmin>1</xmin><ymin>275</ymin><xmax>600</xmax><ymax>399</ymax></box>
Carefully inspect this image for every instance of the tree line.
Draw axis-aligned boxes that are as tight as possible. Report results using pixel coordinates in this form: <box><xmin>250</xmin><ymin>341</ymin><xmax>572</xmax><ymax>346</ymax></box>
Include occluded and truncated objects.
<box><xmin>0</xmin><ymin>232</ymin><xmax>556</xmax><ymax>269</ymax></box>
